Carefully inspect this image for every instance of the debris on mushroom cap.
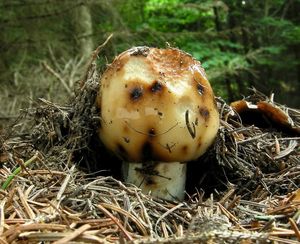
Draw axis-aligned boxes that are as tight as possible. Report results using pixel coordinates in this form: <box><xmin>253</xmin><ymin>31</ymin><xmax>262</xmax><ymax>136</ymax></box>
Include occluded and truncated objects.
<box><xmin>97</xmin><ymin>46</ymin><xmax>219</xmax><ymax>162</ymax></box>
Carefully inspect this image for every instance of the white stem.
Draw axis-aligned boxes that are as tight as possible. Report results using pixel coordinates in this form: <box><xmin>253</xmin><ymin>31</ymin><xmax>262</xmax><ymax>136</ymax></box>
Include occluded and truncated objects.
<box><xmin>122</xmin><ymin>161</ymin><xmax>186</xmax><ymax>201</ymax></box>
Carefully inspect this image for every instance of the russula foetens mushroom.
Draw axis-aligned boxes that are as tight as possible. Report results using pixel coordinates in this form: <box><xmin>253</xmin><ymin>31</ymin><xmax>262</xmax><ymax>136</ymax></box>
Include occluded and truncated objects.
<box><xmin>97</xmin><ymin>46</ymin><xmax>219</xmax><ymax>200</ymax></box>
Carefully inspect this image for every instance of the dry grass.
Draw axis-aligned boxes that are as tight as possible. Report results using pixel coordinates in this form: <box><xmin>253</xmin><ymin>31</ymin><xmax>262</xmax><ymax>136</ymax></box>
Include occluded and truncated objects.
<box><xmin>0</xmin><ymin>45</ymin><xmax>86</xmax><ymax>132</ymax></box>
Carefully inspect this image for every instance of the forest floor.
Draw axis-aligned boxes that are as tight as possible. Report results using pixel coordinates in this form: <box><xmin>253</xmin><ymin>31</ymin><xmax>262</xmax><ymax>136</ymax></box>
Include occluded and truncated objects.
<box><xmin>0</xmin><ymin>48</ymin><xmax>299</xmax><ymax>244</ymax></box>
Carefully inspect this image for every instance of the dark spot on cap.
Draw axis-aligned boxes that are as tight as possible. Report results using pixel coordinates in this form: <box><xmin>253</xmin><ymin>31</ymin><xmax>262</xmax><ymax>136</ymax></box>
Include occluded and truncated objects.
<box><xmin>182</xmin><ymin>145</ymin><xmax>188</xmax><ymax>154</ymax></box>
<box><xmin>148</xmin><ymin>128</ymin><xmax>155</xmax><ymax>137</ymax></box>
<box><xmin>130</xmin><ymin>87</ymin><xmax>143</xmax><ymax>101</ymax></box>
<box><xmin>116</xmin><ymin>143</ymin><xmax>128</xmax><ymax>159</ymax></box>
<box><xmin>159</xmin><ymin>71</ymin><xmax>165</xmax><ymax>77</ymax></box>
<box><xmin>197</xmin><ymin>138</ymin><xmax>202</xmax><ymax>149</ymax></box>
<box><xmin>179</xmin><ymin>57</ymin><xmax>184</xmax><ymax>67</ymax></box>
<box><xmin>145</xmin><ymin>177</ymin><xmax>155</xmax><ymax>186</ymax></box>
<box><xmin>123</xmin><ymin>137</ymin><xmax>130</xmax><ymax>143</ymax></box>
<box><xmin>125</xmin><ymin>84</ymin><xmax>128</xmax><ymax>88</ymax></box>
<box><xmin>141</xmin><ymin>141</ymin><xmax>154</xmax><ymax>161</ymax></box>
<box><xmin>197</xmin><ymin>83</ymin><xmax>205</xmax><ymax>95</ymax></box>
<box><xmin>158</xmin><ymin>111</ymin><xmax>163</xmax><ymax>116</ymax></box>
<box><xmin>199</xmin><ymin>107</ymin><xmax>210</xmax><ymax>121</ymax></box>
<box><xmin>150</xmin><ymin>81</ymin><xmax>163</xmax><ymax>93</ymax></box>
<box><xmin>123</xmin><ymin>125</ymin><xmax>129</xmax><ymax>133</ymax></box>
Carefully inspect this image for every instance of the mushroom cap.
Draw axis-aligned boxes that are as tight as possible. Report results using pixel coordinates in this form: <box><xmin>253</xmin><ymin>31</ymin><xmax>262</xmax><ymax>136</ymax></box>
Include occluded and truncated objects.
<box><xmin>97</xmin><ymin>47</ymin><xmax>219</xmax><ymax>162</ymax></box>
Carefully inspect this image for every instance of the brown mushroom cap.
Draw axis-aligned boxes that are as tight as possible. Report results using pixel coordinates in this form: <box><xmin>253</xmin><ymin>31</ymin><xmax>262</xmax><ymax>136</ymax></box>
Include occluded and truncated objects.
<box><xmin>97</xmin><ymin>47</ymin><xmax>219</xmax><ymax>162</ymax></box>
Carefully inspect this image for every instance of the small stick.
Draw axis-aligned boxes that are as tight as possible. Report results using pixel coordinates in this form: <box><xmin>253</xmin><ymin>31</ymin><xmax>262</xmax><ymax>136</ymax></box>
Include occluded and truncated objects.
<box><xmin>269</xmin><ymin>236</ymin><xmax>300</xmax><ymax>244</ymax></box>
<box><xmin>259</xmin><ymin>218</ymin><xmax>275</xmax><ymax>232</ymax></box>
<box><xmin>56</xmin><ymin>165</ymin><xmax>75</xmax><ymax>201</ymax></box>
<box><xmin>17</xmin><ymin>187</ymin><xmax>36</xmax><ymax>220</ymax></box>
<box><xmin>82</xmin><ymin>34</ymin><xmax>113</xmax><ymax>84</ymax></box>
<box><xmin>177</xmin><ymin>224</ymin><xmax>183</xmax><ymax>237</ymax></box>
<box><xmin>42</xmin><ymin>61</ymin><xmax>72</xmax><ymax>95</ymax></box>
<box><xmin>97</xmin><ymin>204</ymin><xmax>133</xmax><ymax>241</ymax></box>
<box><xmin>289</xmin><ymin>218</ymin><xmax>300</xmax><ymax>241</ymax></box>
<box><xmin>274</xmin><ymin>136</ymin><xmax>280</xmax><ymax>155</ymax></box>
<box><xmin>53</xmin><ymin>224</ymin><xmax>91</xmax><ymax>244</ymax></box>
<box><xmin>0</xmin><ymin>238</ymin><xmax>8</xmax><ymax>244</ymax></box>
<box><xmin>4</xmin><ymin>224</ymin><xmax>66</xmax><ymax>243</ymax></box>
<box><xmin>217</xmin><ymin>202</ymin><xmax>239</xmax><ymax>226</ymax></box>
<box><xmin>227</xmin><ymin>195</ymin><xmax>241</xmax><ymax>210</ymax></box>
<box><xmin>161</xmin><ymin>221</ymin><xmax>169</xmax><ymax>238</ymax></box>
<box><xmin>155</xmin><ymin>203</ymin><xmax>184</xmax><ymax>234</ymax></box>
<box><xmin>135</xmin><ymin>190</ymin><xmax>153</xmax><ymax>237</ymax></box>
<box><xmin>219</xmin><ymin>188</ymin><xmax>235</xmax><ymax>205</ymax></box>
<box><xmin>100</xmin><ymin>202</ymin><xmax>148</xmax><ymax>236</ymax></box>
<box><xmin>0</xmin><ymin>198</ymin><xmax>6</xmax><ymax>235</ymax></box>
<box><xmin>185</xmin><ymin>110</ymin><xmax>196</xmax><ymax>139</ymax></box>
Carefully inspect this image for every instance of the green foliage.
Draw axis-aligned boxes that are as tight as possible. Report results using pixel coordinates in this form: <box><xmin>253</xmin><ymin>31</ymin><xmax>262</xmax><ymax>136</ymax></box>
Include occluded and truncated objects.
<box><xmin>144</xmin><ymin>0</ymin><xmax>204</xmax><ymax>31</ymax></box>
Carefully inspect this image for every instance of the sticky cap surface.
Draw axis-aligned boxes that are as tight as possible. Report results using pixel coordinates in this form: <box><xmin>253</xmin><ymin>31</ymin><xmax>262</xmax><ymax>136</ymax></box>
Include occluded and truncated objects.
<box><xmin>97</xmin><ymin>47</ymin><xmax>219</xmax><ymax>162</ymax></box>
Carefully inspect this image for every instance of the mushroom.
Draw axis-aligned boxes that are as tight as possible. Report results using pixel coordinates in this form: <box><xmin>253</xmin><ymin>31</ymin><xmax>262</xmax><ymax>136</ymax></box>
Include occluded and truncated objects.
<box><xmin>97</xmin><ymin>46</ymin><xmax>219</xmax><ymax>201</ymax></box>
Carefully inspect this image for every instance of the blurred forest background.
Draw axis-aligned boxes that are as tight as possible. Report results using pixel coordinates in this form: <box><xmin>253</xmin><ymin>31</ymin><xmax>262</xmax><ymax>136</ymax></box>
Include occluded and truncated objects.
<box><xmin>0</xmin><ymin>0</ymin><xmax>299</xmax><ymax>124</ymax></box>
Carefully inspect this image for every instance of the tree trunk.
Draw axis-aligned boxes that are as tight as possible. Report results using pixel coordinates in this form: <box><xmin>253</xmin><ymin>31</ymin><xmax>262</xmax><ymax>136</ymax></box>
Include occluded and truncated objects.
<box><xmin>72</xmin><ymin>4</ymin><xmax>94</xmax><ymax>59</ymax></box>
